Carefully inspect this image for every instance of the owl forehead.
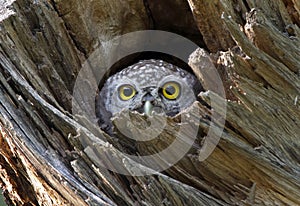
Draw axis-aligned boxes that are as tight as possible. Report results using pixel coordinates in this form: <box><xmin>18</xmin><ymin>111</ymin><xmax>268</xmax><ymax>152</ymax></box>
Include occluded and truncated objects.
<box><xmin>107</xmin><ymin>59</ymin><xmax>189</xmax><ymax>87</ymax></box>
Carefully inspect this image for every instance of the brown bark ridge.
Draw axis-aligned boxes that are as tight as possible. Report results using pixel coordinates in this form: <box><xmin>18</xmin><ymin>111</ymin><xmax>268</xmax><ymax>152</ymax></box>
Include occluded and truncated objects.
<box><xmin>0</xmin><ymin>0</ymin><xmax>299</xmax><ymax>205</ymax></box>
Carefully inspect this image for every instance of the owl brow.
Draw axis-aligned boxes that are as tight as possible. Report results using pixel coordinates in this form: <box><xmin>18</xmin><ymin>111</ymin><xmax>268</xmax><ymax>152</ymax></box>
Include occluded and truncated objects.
<box><xmin>141</xmin><ymin>86</ymin><xmax>156</xmax><ymax>91</ymax></box>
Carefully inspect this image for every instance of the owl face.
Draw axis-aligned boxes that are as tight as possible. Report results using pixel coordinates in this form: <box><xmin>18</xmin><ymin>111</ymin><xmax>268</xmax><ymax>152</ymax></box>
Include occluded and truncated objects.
<box><xmin>96</xmin><ymin>59</ymin><xmax>200</xmax><ymax>131</ymax></box>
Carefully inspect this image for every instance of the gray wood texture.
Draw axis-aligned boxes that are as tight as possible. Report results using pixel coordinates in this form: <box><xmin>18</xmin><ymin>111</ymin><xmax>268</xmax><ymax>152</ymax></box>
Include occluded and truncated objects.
<box><xmin>0</xmin><ymin>0</ymin><xmax>299</xmax><ymax>205</ymax></box>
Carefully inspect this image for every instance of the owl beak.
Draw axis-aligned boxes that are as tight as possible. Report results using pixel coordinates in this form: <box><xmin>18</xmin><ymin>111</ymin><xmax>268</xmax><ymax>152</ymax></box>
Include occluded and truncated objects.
<box><xmin>143</xmin><ymin>100</ymin><xmax>153</xmax><ymax>116</ymax></box>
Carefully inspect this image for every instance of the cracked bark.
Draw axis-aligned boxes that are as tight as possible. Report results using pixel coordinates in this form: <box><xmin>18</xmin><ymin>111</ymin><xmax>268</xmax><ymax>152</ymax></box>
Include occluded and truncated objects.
<box><xmin>0</xmin><ymin>0</ymin><xmax>299</xmax><ymax>206</ymax></box>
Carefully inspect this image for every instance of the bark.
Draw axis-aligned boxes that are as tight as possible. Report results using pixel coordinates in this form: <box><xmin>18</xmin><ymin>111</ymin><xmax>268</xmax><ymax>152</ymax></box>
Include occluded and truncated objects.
<box><xmin>0</xmin><ymin>0</ymin><xmax>299</xmax><ymax>206</ymax></box>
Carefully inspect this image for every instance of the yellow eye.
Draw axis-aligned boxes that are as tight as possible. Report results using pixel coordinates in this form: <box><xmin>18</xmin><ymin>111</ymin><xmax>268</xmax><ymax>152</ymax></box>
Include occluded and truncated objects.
<box><xmin>118</xmin><ymin>85</ymin><xmax>136</xmax><ymax>101</ymax></box>
<box><xmin>162</xmin><ymin>82</ymin><xmax>180</xmax><ymax>100</ymax></box>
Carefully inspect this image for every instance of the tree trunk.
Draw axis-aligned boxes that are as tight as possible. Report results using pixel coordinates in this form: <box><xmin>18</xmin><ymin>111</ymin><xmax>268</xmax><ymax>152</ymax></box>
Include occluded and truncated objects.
<box><xmin>0</xmin><ymin>0</ymin><xmax>299</xmax><ymax>205</ymax></box>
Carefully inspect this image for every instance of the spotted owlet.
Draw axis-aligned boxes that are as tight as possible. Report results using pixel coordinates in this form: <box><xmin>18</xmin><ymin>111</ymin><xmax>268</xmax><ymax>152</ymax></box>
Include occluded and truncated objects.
<box><xmin>96</xmin><ymin>59</ymin><xmax>201</xmax><ymax>132</ymax></box>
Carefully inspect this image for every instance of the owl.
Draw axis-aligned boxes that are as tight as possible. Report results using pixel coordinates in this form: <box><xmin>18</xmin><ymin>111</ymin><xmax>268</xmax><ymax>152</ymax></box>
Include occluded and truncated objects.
<box><xmin>96</xmin><ymin>59</ymin><xmax>202</xmax><ymax>133</ymax></box>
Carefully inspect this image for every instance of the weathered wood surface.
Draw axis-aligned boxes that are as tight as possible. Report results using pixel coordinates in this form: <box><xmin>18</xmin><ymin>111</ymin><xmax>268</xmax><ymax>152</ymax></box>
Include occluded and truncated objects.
<box><xmin>0</xmin><ymin>0</ymin><xmax>299</xmax><ymax>205</ymax></box>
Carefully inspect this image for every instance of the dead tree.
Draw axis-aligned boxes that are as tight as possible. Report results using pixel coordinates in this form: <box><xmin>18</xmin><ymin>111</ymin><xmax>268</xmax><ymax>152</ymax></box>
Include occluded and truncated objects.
<box><xmin>0</xmin><ymin>0</ymin><xmax>299</xmax><ymax>205</ymax></box>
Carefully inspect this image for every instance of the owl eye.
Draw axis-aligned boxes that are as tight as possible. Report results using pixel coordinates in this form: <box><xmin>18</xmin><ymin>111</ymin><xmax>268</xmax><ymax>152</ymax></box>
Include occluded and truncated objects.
<box><xmin>162</xmin><ymin>82</ymin><xmax>180</xmax><ymax>100</ymax></box>
<box><xmin>118</xmin><ymin>85</ymin><xmax>136</xmax><ymax>101</ymax></box>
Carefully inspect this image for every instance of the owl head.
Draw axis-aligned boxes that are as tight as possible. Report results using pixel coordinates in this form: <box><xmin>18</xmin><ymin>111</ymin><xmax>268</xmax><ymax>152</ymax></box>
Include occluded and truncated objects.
<box><xmin>96</xmin><ymin>59</ymin><xmax>201</xmax><ymax>133</ymax></box>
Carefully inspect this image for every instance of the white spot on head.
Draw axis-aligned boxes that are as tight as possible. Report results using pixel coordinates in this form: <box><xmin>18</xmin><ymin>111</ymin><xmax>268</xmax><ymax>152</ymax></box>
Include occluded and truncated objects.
<box><xmin>147</xmin><ymin>69</ymin><xmax>156</xmax><ymax>73</ymax></box>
